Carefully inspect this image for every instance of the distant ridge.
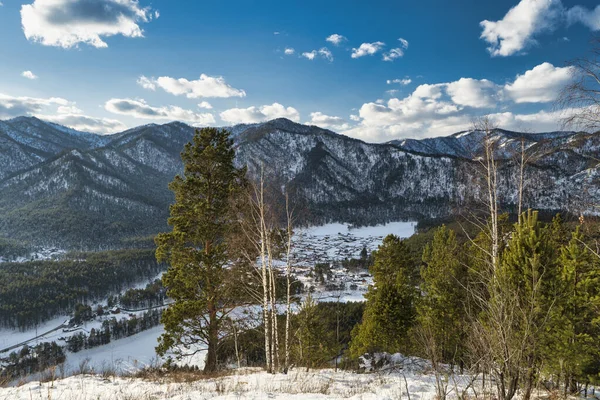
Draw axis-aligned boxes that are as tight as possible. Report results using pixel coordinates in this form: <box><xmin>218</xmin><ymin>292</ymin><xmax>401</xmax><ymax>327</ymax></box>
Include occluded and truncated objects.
<box><xmin>0</xmin><ymin>116</ymin><xmax>598</xmax><ymax>249</ymax></box>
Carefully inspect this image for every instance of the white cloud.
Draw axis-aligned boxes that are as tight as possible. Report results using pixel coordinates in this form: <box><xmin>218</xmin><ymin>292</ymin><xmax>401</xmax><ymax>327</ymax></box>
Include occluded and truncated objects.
<box><xmin>345</xmin><ymin>97</ymin><xmax>573</xmax><ymax>142</ymax></box>
<box><xmin>0</xmin><ymin>92</ymin><xmax>125</xmax><ymax>134</ymax></box>
<box><xmin>351</xmin><ymin>42</ymin><xmax>385</xmax><ymax>58</ymax></box>
<box><xmin>198</xmin><ymin>101</ymin><xmax>213</xmax><ymax>109</ymax></box>
<box><xmin>38</xmin><ymin>113</ymin><xmax>126</xmax><ymax>134</ymax></box>
<box><xmin>301</xmin><ymin>48</ymin><xmax>333</xmax><ymax>61</ymax></box>
<box><xmin>326</xmin><ymin>34</ymin><xmax>346</xmax><ymax>46</ymax></box>
<box><xmin>413</xmin><ymin>84</ymin><xmax>444</xmax><ymax>99</ymax></box>
<box><xmin>383</xmin><ymin>48</ymin><xmax>404</xmax><ymax>62</ymax></box>
<box><xmin>342</xmin><ymin>62</ymin><xmax>577</xmax><ymax>141</ymax></box>
<box><xmin>57</xmin><ymin>105</ymin><xmax>83</xmax><ymax>114</ymax></box>
<box><xmin>446</xmin><ymin>78</ymin><xmax>501</xmax><ymax>108</ymax></box>
<box><xmin>136</xmin><ymin>76</ymin><xmax>156</xmax><ymax>90</ymax></box>
<box><xmin>342</xmin><ymin>84</ymin><xmax>463</xmax><ymax>141</ymax></box>
<box><xmin>284</xmin><ymin>47</ymin><xmax>295</xmax><ymax>55</ymax></box>
<box><xmin>504</xmin><ymin>62</ymin><xmax>573</xmax><ymax>103</ymax></box>
<box><xmin>318</xmin><ymin>47</ymin><xmax>333</xmax><ymax>62</ymax></box>
<box><xmin>387</xmin><ymin>78</ymin><xmax>412</xmax><ymax>85</ymax></box>
<box><xmin>301</xmin><ymin>50</ymin><xmax>317</xmax><ymax>60</ymax></box>
<box><xmin>105</xmin><ymin>98</ymin><xmax>215</xmax><ymax>125</ymax></box>
<box><xmin>0</xmin><ymin>93</ymin><xmax>69</xmax><ymax>119</ymax></box>
<box><xmin>487</xmin><ymin>108</ymin><xmax>582</xmax><ymax>132</ymax></box>
<box><xmin>567</xmin><ymin>5</ymin><xmax>600</xmax><ymax>30</ymax></box>
<box><xmin>480</xmin><ymin>0</ymin><xmax>562</xmax><ymax>56</ymax></box>
<box><xmin>386</xmin><ymin>89</ymin><xmax>400</xmax><ymax>95</ymax></box>
<box><xmin>21</xmin><ymin>0</ymin><xmax>157</xmax><ymax>49</ymax></box>
<box><xmin>309</xmin><ymin>112</ymin><xmax>351</xmax><ymax>130</ymax></box>
<box><xmin>21</xmin><ymin>70</ymin><xmax>38</xmax><ymax>80</ymax></box>
<box><xmin>137</xmin><ymin>74</ymin><xmax>245</xmax><ymax>98</ymax></box>
<box><xmin>383</xmin><ymin>38</ymin><xmax>409</xmax><ymax>61</ymax></box>
<box><xmin>220</xmin><ymin>103</ymin><xmax>300</xmax><ymax>124</ymax></box>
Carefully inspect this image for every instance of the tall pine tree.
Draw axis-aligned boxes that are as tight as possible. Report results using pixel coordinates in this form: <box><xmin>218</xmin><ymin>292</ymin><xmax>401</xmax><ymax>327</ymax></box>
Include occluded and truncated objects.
<box><xmin>548</xmin><ymin>227</ymin><xmax>600</xmax><ymax>393</ymax></box>
<box><xmin>155</xmin><ymin>128</ymin><xmax>246</xmax><ymax>372</ymax></box>
<box><xmin>492</xmin><ymin>210</ymin><xmax>562</xmax><ymax>400</ymax></box>
<box><xmin>417</xmin><ymin>225</ymin><xmax>468</xmax><ymax>368</ymax></box>
<box><xmin>350</xmin><ymin>235</ymin><xmax>417</xmax><ymax>358</ymax></box>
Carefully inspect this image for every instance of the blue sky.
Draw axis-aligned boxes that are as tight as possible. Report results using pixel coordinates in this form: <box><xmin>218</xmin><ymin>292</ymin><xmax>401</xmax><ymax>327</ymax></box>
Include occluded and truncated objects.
<box><xmin>0</xmin><ymin>0</ymin><xmax>599</xmax><ymax>141</ymax></box>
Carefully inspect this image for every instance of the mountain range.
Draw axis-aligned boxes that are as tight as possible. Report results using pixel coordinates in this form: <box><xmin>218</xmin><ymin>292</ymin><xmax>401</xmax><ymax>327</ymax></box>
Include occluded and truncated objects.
<box><xmin>0</xmin><ymin>116</ymin><xmax>598</xmax><ymax>249</ymax></box>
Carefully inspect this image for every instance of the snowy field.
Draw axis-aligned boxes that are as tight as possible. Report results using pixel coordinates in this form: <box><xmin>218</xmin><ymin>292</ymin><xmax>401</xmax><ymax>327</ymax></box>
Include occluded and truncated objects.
<box><xmin>299</xmin><ymin>222</ymin><xmax>415</xmax><ymax>238</ymax></box>
<box><xmin>0</xmin><ymin>366</ymin><xmax>479</xmax><ymax>400</ymax></box>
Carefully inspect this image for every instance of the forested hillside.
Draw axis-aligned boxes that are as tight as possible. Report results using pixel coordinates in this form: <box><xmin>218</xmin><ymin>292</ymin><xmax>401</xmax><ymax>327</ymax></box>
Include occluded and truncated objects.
<box><xmin>0</xmin><ymin>116</ymin><xmax>598</xmax><ymax>249</ymax></box>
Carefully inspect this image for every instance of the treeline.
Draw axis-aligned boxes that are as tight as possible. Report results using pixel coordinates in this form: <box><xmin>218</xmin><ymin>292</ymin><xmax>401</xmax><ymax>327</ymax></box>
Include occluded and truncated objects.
<box><xmin>0</xmin><ymin>237</ymin><xmax>31</xmax><ymax>261</ymax></box>
<box><xmin>66</xmin><ymin>309</ymin><xmax>162</xmax><ymax>353</ymax></box>
<box><xmin>0</xmin><ymin>309</ymin><xmax>161</xmax><ymax>382</ymax></box>
<box><xmin>0</xmin><ymin>249</ymin><xmax>165</xmax><ymax>330</ymax></box>
<box><xmin>120</xmin><ymin>280</ymin><xmax>167</xmax><ymax>310</ymax></box>
<box><xmin>0</xmin><ymin>342</ymin><xmax>65</xmax><ymax>381</ymax></box>
<box><xmin>348</xmin><ymin>211</ymin><xmax>600</xmax><ymax>400</ymax></box>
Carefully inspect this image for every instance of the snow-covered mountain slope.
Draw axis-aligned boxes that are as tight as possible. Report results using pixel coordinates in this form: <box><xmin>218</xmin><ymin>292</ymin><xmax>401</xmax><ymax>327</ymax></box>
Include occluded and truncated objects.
<box><xmin>389</xmin><ymin>128</ymin><xmax>583</xmax><ymax>159</ymax></box>
<box><xmin>1</xmin><ymin>117</ymin><xmax>114</xmax><ymax>155</ymax></box>
<box><xmin>0</xmin><ymin>116</ymin><xmax>597</xmax><ymax>248</ymax></box>
<box><xmin>0</xmin><ymin>123</ymin><xmax>46</xmax><ymax>179</ymax></box>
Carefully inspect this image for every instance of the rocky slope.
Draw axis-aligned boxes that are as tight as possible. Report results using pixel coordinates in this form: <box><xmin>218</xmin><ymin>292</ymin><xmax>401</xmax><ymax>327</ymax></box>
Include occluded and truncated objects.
<box><xmin>0</xmin><ymin>116</ymin><xmax>597</xmax><ymax>249</ymax></box>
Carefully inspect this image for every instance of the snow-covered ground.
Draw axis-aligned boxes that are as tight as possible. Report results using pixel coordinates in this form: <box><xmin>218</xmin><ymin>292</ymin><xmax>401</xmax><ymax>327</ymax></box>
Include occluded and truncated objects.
<box><xmin>0</xmin><ymin>315</ymin><xmax>69</xmax><ymax>353</ymax></box>
<box><xmin>0</xmin><ymin>367</ymin><xmax>479</xmax><ymax>400</ymax></box>
<box><xmin>299</xmin><ymin>222</ymin><xmax>415</xmax><ymax>239</ymax></box>
<box><xmin>64</xmin><ymin>326</ymin><xmax>165</xmax><ymax>376</ymax></box>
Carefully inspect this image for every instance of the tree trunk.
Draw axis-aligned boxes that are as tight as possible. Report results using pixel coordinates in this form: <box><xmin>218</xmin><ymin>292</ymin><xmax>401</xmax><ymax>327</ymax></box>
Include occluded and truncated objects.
<box><xmin>523</xmin><ymin>367</ymin><xmax>535</xmax><ymax>400</ymax></box>
<box><xmin>270</xmin><ymin>260</ymin><xmax>280</xmax><ymax>371</ymax></box>
<box><xmin>204</xmin><ymin>306</ymin><xmax>219</xmax><ymax>373</ymax></box>
<box><xmin>258</xmin><ymin>172</ymin><xmax>272</xmax><ymax>373</ymax></box>
<box><xmin>284</xmin><ymin>193</ymin><xmax>293</xmax><ymax>374</ymax></box>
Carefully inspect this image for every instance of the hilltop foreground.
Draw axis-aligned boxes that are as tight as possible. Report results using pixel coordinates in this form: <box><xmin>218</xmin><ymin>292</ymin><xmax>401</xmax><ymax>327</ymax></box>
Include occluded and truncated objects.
<box><xmin>0</xmin><ymin>363</ymin><xmax>474</xmax><ymax>400</ymax></box>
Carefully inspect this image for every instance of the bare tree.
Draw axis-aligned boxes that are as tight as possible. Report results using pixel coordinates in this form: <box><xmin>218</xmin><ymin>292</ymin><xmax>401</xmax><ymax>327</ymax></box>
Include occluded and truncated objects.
<box><xmin>238</xmin><ymin>166</ymin><xmax>299</xmax><ymax>374</ymax></box>
<box><xmin>469</xmin><ymin>116</ymin><xmax>501</xmax><ymax>273</ymax></box>
<box><xmin>511</xmin><ymin>133</ymin><xmax>539</xmax><ymax>220</ymax></box>
<box><xmin>237</xmin><ymin>166</ymin><xmax>274</xmax><ymax>373</ymax></box>
<box><xmin>462</xmin><ymin>116</ymin><xmax>524</xmax><ymax>400</ymax></box>
<box><xmin>557</xmin><ymin>36</ymin><xmax>600</xmax><ymax>132</ymax></box>
<box><xmin>283</xmin><ymin>191</ymin><xmax>294</xmax><ymax>374</ymax></box>
<box><xmin>517</xmin><ymin>137</ymin><xmax>526</xmax><ymax>218</ymax></box>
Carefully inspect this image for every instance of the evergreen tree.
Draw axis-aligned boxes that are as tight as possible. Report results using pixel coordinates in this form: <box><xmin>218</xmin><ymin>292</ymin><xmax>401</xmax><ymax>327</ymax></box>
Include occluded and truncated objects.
<box><xmin>491</xmin><ymin>210</ymin><xmax>562</xmax><ymax>400</ymax></box>
<box><xmin>417</xmin><ymin>225</ymin><xmax>468</xmax><ymax>367</ymax></box>
<box><xmin>548</xmin><ymin>228</ymin><xmax>600</xmax><ymax>392</ymax></box>
<box><xmin>295</xmin><ymin>293</ymin><xmax>332</xmax><ymax>371</ymax></box>
<box><xmin>155</xmin><ymin>127</ymin><xmax>247</xmax><ymax>372</ymax></box>
<box><xmin>350</xmin><ymin>234</ymin><xmax>417</xmax><ymax>358</ymax></box>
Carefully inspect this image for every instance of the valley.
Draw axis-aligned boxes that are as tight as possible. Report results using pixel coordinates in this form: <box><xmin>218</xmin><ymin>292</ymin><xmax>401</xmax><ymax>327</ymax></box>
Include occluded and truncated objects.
<box><xmin>0</xmin><ymin>221</ymin><xmax>415</xmax><ymax>379</ymax></box>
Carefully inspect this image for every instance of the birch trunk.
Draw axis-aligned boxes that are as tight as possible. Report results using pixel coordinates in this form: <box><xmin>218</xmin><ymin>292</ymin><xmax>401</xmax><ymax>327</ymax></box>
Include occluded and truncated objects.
<box><xmin>284</xmin><ymin>193</ymin><xmax>293</xmax><ymax>374</ymax></box>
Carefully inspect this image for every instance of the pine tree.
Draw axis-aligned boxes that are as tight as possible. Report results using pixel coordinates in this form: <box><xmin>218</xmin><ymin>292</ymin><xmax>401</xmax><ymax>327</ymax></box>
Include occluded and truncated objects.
<box><xmin>417</xmin><ymin>225</ymin><xmax>468</xmax><ymax>368</ymax></box>
<box><xmin>155</xmin><ymin>127</ymin><xmax>247</xmax><ymax>373</ymax></box>
<box><xmin>295</xmin><ymin>293</ymin><xmax>332</xmax><ymax>371</ymax></box>
<box><xmin>350</xmin><ymin>234</ymin><xmax>417</xmax><ymax>358</ymax></box>
<box><xmin>491</xmin><ymin>210</ymin><xmax>562</xmax><ymax>400</ymax></box>
<box><xmin>548</xmin><ymin>227</ymin><xmax>600</xmax><ymax>393</ymax></box>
